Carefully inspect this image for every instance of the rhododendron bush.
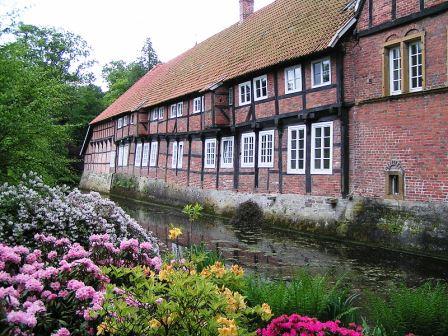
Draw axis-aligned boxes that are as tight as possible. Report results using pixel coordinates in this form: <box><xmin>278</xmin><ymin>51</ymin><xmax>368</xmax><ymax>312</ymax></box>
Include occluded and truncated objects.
<box><xmin>257</xmin><ymin>314</ymin><xmax>363</xmax><ymax>336</ymax></box>
<box><xmin>0</xmin><ymin>233</ymin><xmax>160</xmax><ymax>335</ymax></box>
<box><xmin>0</xmin><ymin>173</ymin><xmax>154</xmax><ymax>247</ymax></box>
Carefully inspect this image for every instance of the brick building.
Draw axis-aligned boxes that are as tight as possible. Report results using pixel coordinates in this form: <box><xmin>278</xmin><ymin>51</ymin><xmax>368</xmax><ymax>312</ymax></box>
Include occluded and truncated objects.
<box><xmin>81</xmin><ymin>0</ymin><xmax>448</xmax><ymax>216</ymax></box>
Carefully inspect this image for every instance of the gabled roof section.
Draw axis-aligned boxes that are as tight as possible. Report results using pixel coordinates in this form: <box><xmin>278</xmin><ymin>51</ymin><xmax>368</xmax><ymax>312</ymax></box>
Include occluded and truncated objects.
<box><xmin>91</xmin><ymin>0</ymin><xmax>356</xmax><ymax>124</ymax></box>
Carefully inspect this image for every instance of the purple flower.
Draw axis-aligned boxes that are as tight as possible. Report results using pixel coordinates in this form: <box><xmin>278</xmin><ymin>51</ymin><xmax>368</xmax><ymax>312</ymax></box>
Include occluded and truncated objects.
<box><xmin>51</xmin><ymin>327</ymin><xmax>71</xmax><ymax>336</ymax></box>
<box><xmin>67</xmin><ymin>279</ymin><xmax>85</xmax><ymax>291</ymax></box>
<box><xmin>7</xmin><ymin>311</ymin><xmax>38</xmax><ymax>328</ymax></box>
<box><xmin>47</xmin><ymin>251</ymin><xmax>58</xmax><ymax>260</ymax></box>
<box><xmin>75</xmin><ymin>286</ymin><xmax>96</xmax><ymax>301</ymax></box>
<box><xmin>25</xmin><ymin>278</ymin><xmax>44</xmax><ymax>293</ymax></box>
<box><xmin>140</xmin><ymin>241</ymin><xmax>153</xmax><ymax>251</ymax></box>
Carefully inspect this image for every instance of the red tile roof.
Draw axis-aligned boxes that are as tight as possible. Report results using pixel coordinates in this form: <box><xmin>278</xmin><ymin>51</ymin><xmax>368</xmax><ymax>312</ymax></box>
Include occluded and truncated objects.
<box><xmin>91</xmin><ymin>0</ymin><xmax>356</xmax><ymax>124</ymax></box>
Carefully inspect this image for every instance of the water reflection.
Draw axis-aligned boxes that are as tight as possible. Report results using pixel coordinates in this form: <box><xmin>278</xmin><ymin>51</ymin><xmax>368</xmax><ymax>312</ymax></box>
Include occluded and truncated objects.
<box><xmin>111</xmin><ymin>195</ymin><xmax>448</xmax><ymax>291</ymax></box>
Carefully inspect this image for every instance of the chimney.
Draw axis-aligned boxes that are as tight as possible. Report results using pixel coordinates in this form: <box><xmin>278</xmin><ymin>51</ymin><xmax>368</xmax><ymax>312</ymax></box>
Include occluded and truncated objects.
<box><xmin>240</xmin><ymin>0</ymin><xmax>254</xmax><ymax>22</ymax></box>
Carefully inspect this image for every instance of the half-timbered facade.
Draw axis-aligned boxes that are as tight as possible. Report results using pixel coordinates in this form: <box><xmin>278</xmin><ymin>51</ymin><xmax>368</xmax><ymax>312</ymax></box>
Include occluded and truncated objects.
<box><xmin>81</xmin><ymin>0</ymin><xmax>448</xmax><ymax>209</ymax></box>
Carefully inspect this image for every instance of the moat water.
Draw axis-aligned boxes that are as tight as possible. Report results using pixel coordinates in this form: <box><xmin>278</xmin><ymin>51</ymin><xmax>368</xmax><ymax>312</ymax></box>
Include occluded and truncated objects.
<box><xmin>111</xmin><ymin>195</ymin><xmax>448</xmax><ymax>291</ymax></box>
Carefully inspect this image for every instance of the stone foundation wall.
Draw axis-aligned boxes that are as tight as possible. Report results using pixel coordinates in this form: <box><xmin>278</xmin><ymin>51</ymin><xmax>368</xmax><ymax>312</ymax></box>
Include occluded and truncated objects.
<box><xmin>80</xmin><ymin>171</ymin><xmax>448</xmax><ymax>258</ymax></box>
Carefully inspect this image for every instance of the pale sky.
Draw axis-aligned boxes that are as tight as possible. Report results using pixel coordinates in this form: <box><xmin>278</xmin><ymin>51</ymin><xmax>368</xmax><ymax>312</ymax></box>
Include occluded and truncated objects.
<box><xmin>0</xmin><ymin>0</ymin><xmax>275</xmax><ymax>88</ymax></box>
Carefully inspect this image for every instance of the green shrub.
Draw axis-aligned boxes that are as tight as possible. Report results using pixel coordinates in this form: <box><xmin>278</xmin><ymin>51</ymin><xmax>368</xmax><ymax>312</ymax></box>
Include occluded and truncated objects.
<box><xmin>366</xmin><ymin>282</ymin><xmax>448</xmax><ymax>336</ymax></box>
<box><xmin>185</xmin><ymin>243</ymin><xmax>224</xmax><ymax>272</ymax></box>
<box><xmin>242</xmin><ymin>270</ymin><xmax>360</xmax><ymax>324</ymax></box>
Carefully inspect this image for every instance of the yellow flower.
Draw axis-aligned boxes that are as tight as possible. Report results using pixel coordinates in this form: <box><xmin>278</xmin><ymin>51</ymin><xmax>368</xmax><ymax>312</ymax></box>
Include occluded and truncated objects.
<box><xmin>230</xmin><ymin>264</ymin><xmax>244</xmax><ymax>277</ymax></box>
<box><xmin>210</xmin><ymin>261</ymin><xmax>226</xmax><ymax>278</ymax></box>
<box><xmin>97</xmin><ymin>322</ymin><xmax>107</xmax><ymax>335</ymax></box>
<box><xmin>158</xmin><ymin>264</ymin><xmax>174</xmax><ymax>281</ymax></box>
<box><xmin>216</xmin><ymin>317</ymin><xmax>238</xmax><ymax>336</ymax></box>
<box><xmin>200</xmin><ymin>268</ymin><xmax>211</xmax><ymax>277</ymax></box>
<box><xmin>261</xmin><ymin>303</ymin><xmax>273</xmax><ymax>321</ymax></box>
<box><xmin>149</xmin><ymin>319</ymin><xmax>161</xmax><ymax>329</ymax></box>
<box><xmin>168</xmin><ymin>227</ymin><xmax>182</xmax><ymax>240</ymax></box>
<box><xmin>223</xmin><ymin>288</ymin><xmax>246</xmax><ymax>312</ymax></box>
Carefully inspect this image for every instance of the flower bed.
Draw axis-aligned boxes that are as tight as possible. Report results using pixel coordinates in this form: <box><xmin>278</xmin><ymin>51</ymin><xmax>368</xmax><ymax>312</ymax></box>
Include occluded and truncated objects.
<box><xmin>0</xmin><ymin>234</ymin><xmax>160</xmax><ymax>335</ymax></box>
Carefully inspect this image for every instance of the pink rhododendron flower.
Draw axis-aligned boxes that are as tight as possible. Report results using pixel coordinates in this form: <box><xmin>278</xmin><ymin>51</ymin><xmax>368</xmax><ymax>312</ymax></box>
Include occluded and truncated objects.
<box><xmin>7</xmin><ymin>311</ymin><xmax>38</xmax><ymax>328</ymax></box>
<box><xmin>51</xmin><ymin>327</ymin><xmax>71</xmax><ymax>336</ymax></box>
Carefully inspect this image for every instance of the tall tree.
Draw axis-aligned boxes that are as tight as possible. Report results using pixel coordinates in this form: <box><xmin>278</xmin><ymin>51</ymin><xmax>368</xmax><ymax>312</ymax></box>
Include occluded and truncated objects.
<box><xmin>102</xmin><ymin>37</ymin><xmax>159</xmax><ymax>106</ymax></box>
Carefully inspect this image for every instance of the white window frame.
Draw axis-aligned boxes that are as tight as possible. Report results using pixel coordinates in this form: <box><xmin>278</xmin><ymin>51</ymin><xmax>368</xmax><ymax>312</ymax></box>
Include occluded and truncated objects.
<box><xmin>311</xmin><ymin>58</ymin><xmax>331</xmax><ymax>88</ymax></box>
<box><xmin>408</xmin><ymin>41</ymin><xmax>423</xmax><ymax>92</ymax></box>
<box><xmin>130</xmin><ymin>114</ymin><xmax>135</xmax><ymax>125</ymax></box>
<box><xmin>158</xmin><ymin>107</ymin><xmax>164</xmax><ymax>120</ymax></box>
<box><xmin>134</xmin><ymin>141</ymin><xmax>143</xmax><ymax>167</ymax></box>
<box><xmin>151</xmin><ymin>109</ymin><xmax>158</xmax><ymax>121</ymax></box>
<box><xmin>284</xmin><ymin>65</ymin><xmax>302</xmax><ymax>94</ymax></box>
<box><xmin>240</xmin><ymin>132</ymin><xmax>255</xmax><ymax>168</ymax></box>
<box><xmin>110</xmin><ymin>147</ymin><xmax>116</xmax><ymax>167</ymax></box>
<box><xmin>389</xmin><ymin>46</ymin><xmax>402</xmax><ymax>95</ymax></box>
<box><xmin>171</xmin><ymin>142</ymin><xmax>178</xmax><ymax>168</ymax></box>
<box><xmin>204</xmin><ymin>139</ymin><xmax>217</xmax><ymax>169</ymax></box>
<box><xmin>117</xmin><ymin>145</ymin><xmax>122</xmax><ymax>167</ymax></box>
<box><xmin>170</xmin><ymin>104</ymin><xmax>177</xmax><ymax>119</ymax></box>
<box><xmin>171</xmin><ymin>141</ymin><xmax>183</xmax><ymax>168</ymax></box>
<box><xmin>117</xmin><ymin>117</ymin><xmax>123</xmax><ymax>129</ymax></box>
<box><xmin>311</xmin><ymin>122</ymin><xmax>333</xmax><ymax>175</ymax></box>
<box><xmin>253</xmin><ymin>75</ymin><xmax>268</xmax><ymax>101</ymax></box>
<box><xmin>193</xmin><ymin>97</ymin><xmax>203</xmax><ymax>113</ymax></box>
<box><xmin>123</xmin><ymin>115</ymin><xmax>129</xmax><ymax>127</ymax></box>
<box><xmin>238</xmin><ymin>81</ymin><xmax>251</xmax><ymax>106</ymax></box>
<box><xmin>149</xmin><ymin>141</ymin><xmax>158</xmax><ymax>167</ymax></box>
<box><xmin>258</xmin><ymin>130</ymin><xmax>275</xmax><ymax>168</ymax></box>
<box><xmin>142</xmin><ymin>142</ymin><xmax>150</xmax><ymax>167</ymax></box>
<box><xmin>287</xmin><ymin>125</ymin><xmax>306</xmax><ymax>174</ymax></box>
<box><xmin>177</xmin><ymin>102</ymin><xmax>183</xmax><ymax>117</ymax></box>
<box><xmin>221</xmin><ymin>136</ymin><xmax>234</xmax><ymax>169</ymax></box>
<box><xmin>123</xmin><ymin>143</ymin><xmax>129</xmax><ymax>167</ymax></box>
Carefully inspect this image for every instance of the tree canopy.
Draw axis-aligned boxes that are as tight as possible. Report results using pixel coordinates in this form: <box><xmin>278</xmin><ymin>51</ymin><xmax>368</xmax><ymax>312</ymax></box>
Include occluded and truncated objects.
<box><xmin>0</xmin><ymin>15</ymin><xmax>159</xmax><ymax>185</ymax></box>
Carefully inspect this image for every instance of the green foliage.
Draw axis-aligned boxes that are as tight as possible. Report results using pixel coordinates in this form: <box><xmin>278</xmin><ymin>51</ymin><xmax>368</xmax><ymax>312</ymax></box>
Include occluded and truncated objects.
<box><xmin>182</xmin><ymin>203</ymin><xmax>203</xmax><ymax>223</ymax></box>
<box><xmin>242</xmin><ymin>270</ymin><xmax>360</xmax><ymax>325</ymax></box>
<box><xmin>102</xmin><ymin>37</ymin><xmax>159</xmax><ymax>106</ymax></box>
<box><xmin>366</xmin><ymin>282</ymin><xmax>448</xmax><ymax>336</ymax></box>
<box><xmin>185</xmin><ymin>243</ymin><xmax>223</xmax><ymax>272</ymax></box>
<box><xmin>100</xmin><ymin>264</ymin><xmax>267</xmax><ymax>336</ymax></box>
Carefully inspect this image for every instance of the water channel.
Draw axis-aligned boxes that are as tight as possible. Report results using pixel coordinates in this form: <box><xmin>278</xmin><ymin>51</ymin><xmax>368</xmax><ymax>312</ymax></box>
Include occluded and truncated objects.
<box><xmin>111</xmin><ymin>195</ymin><xmax>448</xmax><ymax>292</ymax></box>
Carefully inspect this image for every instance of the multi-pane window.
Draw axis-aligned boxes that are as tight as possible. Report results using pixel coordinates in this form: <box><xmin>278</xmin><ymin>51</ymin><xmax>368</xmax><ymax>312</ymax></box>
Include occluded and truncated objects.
<box><xmin>389</xmin><ymin>46</ymin><xmax>402</xmax><ymax>95</ymax></box>
<box><xmin>311</xmin><ymin>122</ymin><xmax>333</xmax><ymax>174</ymax></box>
<box><xmin>204</xmin><ymin>139</ymin><xmax>217</xmax><ymax>168</ymax></box>
<box><xmin>142</xmin><ymin>142</ymin><xmax>150</xmax><ymax>167</ymax></box>
<box><xmin>228</xmin><ymin>89</ymin><xmax>233</xmax><ymax>106</ymax></box>
<box><xmin>134</xmin><ymin>142</ymin><xmax>143</xmax><ymax>167</ymax></box>
<box><xmin>241</xmin><ymin>133</ymin><xmax>255</xmax><ymax>168</ymax></box>
<box><xmin>177</xmin><ymin>102</ymin><xmax>183</xmax><ymax>117</ymax></box>
<box><xmin>312</xmin><ymin>58</ymin><xmax>331</xmax><ymax>88</ymax></box>
<box><xmin>253</xmin><ymin>75</ymin><xmax>268</xmax><ymax>101</ymax></box>
<box><xmin>158</xmin><ymin>107</ymin><xmax>164</xmax><ymax>120</ymax></box>
<box><xmin>221</xmin><ymin>137</ymin><xmax>234</xmax><ymax>168</ymax></box>
<box><xmin>258</xmin><ymin>130</ymin><xmax>274</xmax><ymax>168</ymax></box>
<box><xmin>172</xmin><ymin>141</ymin><xmax>184</xmax><ymax>168</ymax></box>
<box><xmin>170</xmin><ymin>104</ymin><xmax>177</xmax><ymax>118</ymax></box>
<box><xmin>193</xmin><ymin>97</ymin><xmax>203</xmax><ymax>113</ymax></box>
<box><xmin>287</xmin><ymin>125</ymin><xmax>306</xmax><ymax>174</ymax></box>
<box><xmin>117</xmin><ymin>143</ymin><xmax>129</xmax><ymax>167</ymax></box>
<box><xmin>285</xmin><ymin>65</ymin><xmax>302</xmax><ymax>94</ymax></box>
<box><xmin>409</xmin><ymin>41</ymin><xmax>423</xmax><ymax>91</ymax></box>
<box><xmin>117</xmin><ymin>117</ymin><xmax>123</xmax><ymax>129</ymax></box>
<box><xmin>110</xmin><ymin>147</ymin><xmax>116</xmax><ymax>167</ymax></box>
<box><xmin>239</xmin><ymin>81</ymin><xmax>251</xmax><ymax>106</ymax></box>
<box><xmin>151</xmin><ymin>109</ymin><xmax>159</xmax><ymax>121</ymax></box>
<box><xmin>123</xmin><ymin>115</ymin><xmax>129</xmax><ymax>127</ymax></box>
<box><xmin>130</xmin><ymin>114</ymin><xmax>135</xmax><ymax>125</ymax></box>
<box><xmin>149</xmin><ymin>141</ymin><xmax>158</xmax><ymax>167</ymax></box>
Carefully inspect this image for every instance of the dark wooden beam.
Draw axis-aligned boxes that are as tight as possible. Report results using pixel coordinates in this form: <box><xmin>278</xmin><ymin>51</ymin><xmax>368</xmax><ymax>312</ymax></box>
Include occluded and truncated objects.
<box><xmin>274</xmin><ymin>70</ymin><xmax>280</xmax><ymax>115</ymax></box>
<box><xmin>368</xmin><ymin>0</ymin><xmax>373</xmax><ymax>28</ymax></box>
<box><xmin>392</xmin><ymin>0</ymin><xmax>397</xmax><ymax>20</ymax></box>
<box><xmin>233</xmin><ymin>129</ymin><xmax>240</xmax><ymax>190</ymax></box>
<box><xmin>277</xmin><ymin>121</ymin><xmax>284</xmax><ymax>194</ymax></box>
<box><xmin>359</xmin><ymin>2</ymin><xmax>448</xmax><ymax>37</ymax></box>
<box><xmin>187</xmin><ymin>136</ymin><xmax>192</xmax><ymax>186</ymax></box>
<box><xmin>215</xmin><ymin>134</ymin><xmax>221</xmax><ymax>189</ymax></box>
<box><xmin>305</xmin><ymin>121</ymin><xmax>312</xmax><ymax>194</ymax></box>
